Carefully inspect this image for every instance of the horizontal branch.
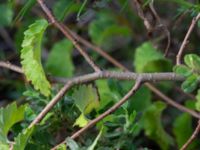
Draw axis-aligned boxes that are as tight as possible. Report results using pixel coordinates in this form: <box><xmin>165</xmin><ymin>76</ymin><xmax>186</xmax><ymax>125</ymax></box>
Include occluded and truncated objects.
<box><xmin>28</xmin><ymin>71</ymin><xmax>190</xmax><ymax>128</ymax></box>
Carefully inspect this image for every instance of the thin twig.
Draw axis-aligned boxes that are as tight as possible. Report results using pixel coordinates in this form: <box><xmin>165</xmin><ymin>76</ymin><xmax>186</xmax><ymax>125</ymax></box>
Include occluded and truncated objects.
<box><xmin>149</xmin><ymin>0</ymin><xmax>171</xmax><ymax>56</ymax></box>
<box><xmin>0</xmin><ymin>61</ymin><xmax>23</xmax><ymax>73</ymax></box>
<box><xmin>176</xmin><ymin>13</ymin><xmax>200</xmax><ymax>65</ymax></box>
<box><xmin>36</xmin><ymin>0</ymin><xmax>101</xmax><ymax>72</ymax></box>
<box><xmin>180</xmin><ymin>120</ymin><xmax>200</xmax><ymax>150</ymax></box>
<box><xmin>51</xmin><ymin>78</ymin><xmax>142</xmax><ymax>150</ymax></box>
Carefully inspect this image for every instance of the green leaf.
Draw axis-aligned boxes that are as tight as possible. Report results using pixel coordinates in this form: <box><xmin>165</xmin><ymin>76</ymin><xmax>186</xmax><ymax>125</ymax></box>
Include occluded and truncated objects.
<box><xmin>184</xmin><ymin>54</ymin><xmax>200</xmax><ymax>73</ymax></box>
<box><xmin>89</xmin><ymin>11</ymin><xmax>131</xmax><ymax>49</ymax></box>
<box><xmin>73</xmin><ymin>113</ymin><xmax>89</xmax><ymax>127</ymax></box>
<box><xmin>13</xmin><ymin>127</ymin><xmax>34</xmax><ymax>150</ymax></box>
<box><xmin>53</xmin><ymin>0</ymin><xmax>80</xmax><ymax>21</ymax></box>
<box><xmin>195</xmin><ymin>89</ymin><xmax>200</xmax><ymax>111</ymax></box>
<box><xmin>66</xmin><ymin>137</ymin><xmax>80</xmax><ymax>150</ymax></box>
<box><xmin>173</xmin><ymin>65</ymin><xmax>192</xmax><ymax>77</ymax></box>
<box><xmin>57</xmin><ymin>144</ymin><xmax>67</xmax><ymax>150</ymax></box>
<box><xmin>134</xmin><ymin>42</ymin><xmax>171</xmax><ymax>73</ymax></box>
<box><xmin>87</xmin><ymin>127</ymin><xmax>103</xmax><ymax>150</ymax></box>
<box><xmin>13</xmin><ymin>0</ymin><xmax>36</xmax><ymax>23</ymax></box>
<box><xmin>142</xmin><ymin>102</ymin><xmax>174</xmax><ymax>150</ymax></box>
<box><xmin>128</xmin><ymin>86</ymin><xmax>151</xmax><ymax>112</ymax></box>
<box><xmin>0</xmin><ymin>103</ymin><xmax>26</xmax><ymax>144</ymax></box>
<box><xmin>0</xmin><ymin>4</ymin><xmax>13</xmax><ymax>27</ymax></box>
<box><xmin>181</xmin><ymin>74</ymin><xmax>199</xmax><ymax>93</ymax></box>
<box><xmin>72</xmin><ymin>84</ymin><xmax>100</xmax><ymax>114</ymax></box>
<box><xmin>20</xmin><ymin>19</ymin><xmax>51</xmax><ymax>96</ymax></box>
<box><xmin>77</xmin><ymin>0</ymin><xmax>88</xmax><ymax>21</ymax></box>
<box><xmin>46</xmin><ymin>39</ymin><xmax>74</xmax><ymax>77</ymax></box>
<box><xmin>173</xmin><ymin>113</ymin><xmax>198</xmax><ymax>149</ymax></box>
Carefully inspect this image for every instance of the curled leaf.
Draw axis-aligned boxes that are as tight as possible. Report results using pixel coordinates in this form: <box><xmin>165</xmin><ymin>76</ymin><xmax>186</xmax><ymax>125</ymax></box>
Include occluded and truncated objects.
<box><xmin>20</xmin><ymin>19</ymin><xmax>51</xmax><ymax>96</ymax></box>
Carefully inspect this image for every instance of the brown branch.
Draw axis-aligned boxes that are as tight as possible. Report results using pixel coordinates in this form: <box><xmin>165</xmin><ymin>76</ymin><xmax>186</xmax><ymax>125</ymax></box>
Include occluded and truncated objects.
<box><xmin>51</xmin><ymin>78</ymin><xmax>142</xmax><ymax>150</ymax></box>
<box><xmin>1</xmin><ymin>61</ymin><xmax>198</xmax><ymax>123</ymax></box>
<box><xmin>0</xmin><ymin>61</ymin><xmax>23</xmax><ymax>74</ymax></box>
<box><xmin>29</xmin><ymin>71</ymin><xmax>190</xmax><ymax>128</ymax></box>
<box><xmin>69</xmin><ymin>25</ymin><xmax>200</xmax><ymax>120</ymax></box>
<box><xmin>176</xmin><ymin>13</ymin><xmax>200</xmax><ymax>65</ymax></box>
<box><xmin>36</xmin><ymin>0</ymin><xmax>101</xmax><ymax>72</ymax></box>
<box><xmin>149</xmin><ymin>0</ymin><xmax>171</xmax><ymax>56</ymax></box>
<box><xmin>180</xmin><ymin>120</ymin><xmax>200</xmax><ymax>150</ymax></box>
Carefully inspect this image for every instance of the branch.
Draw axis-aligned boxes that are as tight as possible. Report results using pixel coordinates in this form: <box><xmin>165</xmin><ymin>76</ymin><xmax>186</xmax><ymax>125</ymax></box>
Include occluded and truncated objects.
<box><xmin>176</xmin><ymin>13</ymin><xmax>200</xmax><ymax>65</ymax></box>
<box><xmin>36</xmin><ymin>0</ymin><xmax>101</xmax><ymax>72</ymax></box>
<box><xmin>0</xmin><ymin>61</ymin><xmax>23</xmax><ymax>74</ymax></box>
<box><xmin>149</xmin><ymin>0</ymin><xmax>171</xmax><ymax>56</ymax></box>
<box><xmin>51</xmin><ymin>78</ymin><xmax>142</xmax><ymax>150</ymax></box>
<box><xmin>29</xmin><ymin>71</ymin><xmax>188</xmax><ymax>128</ymax></box>
<box><xmin>180</xmin><ymin>120</ymin><xmax>200</xmax><ymax>150</ymax></box>
<box><xmin>68</xmin><ymin>23</ymin><xmax>200</xmax><ymax>120</ymax></box>
<box><xmin>1</xmin><ymin>61</ymin><xmax>198</xmax><ymax>121</ymax></box>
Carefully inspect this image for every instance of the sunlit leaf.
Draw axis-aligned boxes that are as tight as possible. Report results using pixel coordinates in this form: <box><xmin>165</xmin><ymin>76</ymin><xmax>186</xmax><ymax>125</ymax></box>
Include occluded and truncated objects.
<box><xmin>0</xmin><ymin>103</ymin><xmax>26</xmax><ymax>144</ymax></box>
<box><xmin>134</xmin><ymin>42</ymin><xmax>171</xmax><ymax>73</ymax></box>
<box><xmin>73</xmin><ymin>113</ymin><xmax>89</xmax><ymax>127</ymax></box>
<box><xmin>20</xmin><ymin>19</ymin><xmax>51</xmax><ymax>96</ymax></box>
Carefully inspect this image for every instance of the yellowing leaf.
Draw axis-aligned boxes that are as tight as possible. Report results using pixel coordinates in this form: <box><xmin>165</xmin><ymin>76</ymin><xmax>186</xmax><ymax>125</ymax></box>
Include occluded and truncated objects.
<box><xmin>73</xmin><ymin>113</ymin><xmax>89</xmax><ymax>127</ymax></box>
<box><xmin>20</xmin><ymin>19</ymin><xmax>51</xmax><ymax>96</ymax></box>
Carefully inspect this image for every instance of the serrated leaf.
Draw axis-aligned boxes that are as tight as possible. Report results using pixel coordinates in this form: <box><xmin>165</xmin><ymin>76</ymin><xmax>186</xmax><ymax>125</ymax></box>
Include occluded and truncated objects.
<box><xmin>181</xmin><ymin>74</ymin><xmax>199</xmax><ymax>93</ymax></box>
<box><xmin>173</xmin><ymin>65</ymin><xmax>191</xmax><ymax>77</ymax></box>
<box><xmin>66</xmin><ymin>137</ymin><xmax>80</xmax><ymax>150</ymax></box>
<box><xmin>184</xmin><ymin>54</ymin><xmax>200</xmax><ymax>73</ymax></box>
<box><xmin>173</xmin><ymin>113</ymin><xmax>198</xmax><ymax>149</ymax></box>
<box><xmin>142</xmin><ymin>102</ymin><xmax>174</xmax><ymax>150</ymax></box>
<box><xmin>0</xmin><ymin>103</ymin><xmax>26</xmax><ymax>144</ymax></box>
<box><xmin>73</xmin><ymin>113</ymin><xmax>89</xmax><ymax>127</ymax></box>
<box><xmin>13</xmin><ymin>127</ymin><xmax>34</xmax><ymax>150</ymax></box>
<box><xmin>20</xmin><ymin>19</ymin><xmax>51</xmax><ymax>96</ymax></box>
<box><xmin>0</xmin><ymin>4</ymin><xmax>13</xmax><ymax>27</ymax></box>
<box><xmin>72</xmin><ymin>84</ymin><xmax>99</xmax><ymax>114</ymax></box>
<box><xmin>46</xmin><ymin>39</ymin><xmax>74</xmax><ymax>77</ymax></box>
<box><xmin>134</xmin><ymin>42</ymin><xmax>171</xmax><ymax>73</ymax></box>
